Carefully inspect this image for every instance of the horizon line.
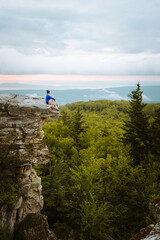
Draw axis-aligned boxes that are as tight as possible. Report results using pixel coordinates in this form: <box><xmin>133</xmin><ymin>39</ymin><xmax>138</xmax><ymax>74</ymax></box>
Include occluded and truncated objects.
<box><xmin>0</xmin><ymin>74</ymin><xmax>160</xmax><ymax>84</ymax></box>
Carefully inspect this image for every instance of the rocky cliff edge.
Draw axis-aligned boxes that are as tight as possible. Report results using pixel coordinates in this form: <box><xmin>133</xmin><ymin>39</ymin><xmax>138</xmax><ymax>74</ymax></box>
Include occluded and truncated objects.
<box><xmin>0</xmin><ymin>94</ymin><xmax>59</xmax><ymax>239</ymax></box>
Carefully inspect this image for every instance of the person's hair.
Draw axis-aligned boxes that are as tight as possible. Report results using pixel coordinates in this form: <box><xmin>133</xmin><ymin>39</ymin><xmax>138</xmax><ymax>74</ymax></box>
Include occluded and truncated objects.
<box><xmin>46</xmin><ymin>90</ymin><xmax>50</xmax><ymax>94</ymax></box>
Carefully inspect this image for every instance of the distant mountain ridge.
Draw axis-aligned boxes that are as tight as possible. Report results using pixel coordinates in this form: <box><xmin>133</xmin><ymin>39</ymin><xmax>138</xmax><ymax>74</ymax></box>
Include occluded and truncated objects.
<box><xmin>0</xmin><ymin>82</ymin><xmax>47</xmax><ymax>89</ymax></box>
<box><xmin>0</xmin><ymin>85</ymin><xmax>160</xmax><ymax>105</ymax></box>
<box><xmin>1</xmin><ymin>81</ymin><xmax>160</xmax><ymax>90</ymax></box>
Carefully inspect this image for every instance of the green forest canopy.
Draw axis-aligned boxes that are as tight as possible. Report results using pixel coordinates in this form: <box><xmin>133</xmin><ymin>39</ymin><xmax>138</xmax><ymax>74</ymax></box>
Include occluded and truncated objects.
<box><xmin>35</xmin><ymin>85</ymin><xmax>160</xmax><ymax>240</ymax></box>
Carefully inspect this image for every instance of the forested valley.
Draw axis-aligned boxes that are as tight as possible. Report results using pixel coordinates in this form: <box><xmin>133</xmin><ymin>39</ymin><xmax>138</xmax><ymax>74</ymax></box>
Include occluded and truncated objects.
<box><xmin>36</xmin><ymin>83</ymin><xmax>160</xmax><ymax>240</ymax></box>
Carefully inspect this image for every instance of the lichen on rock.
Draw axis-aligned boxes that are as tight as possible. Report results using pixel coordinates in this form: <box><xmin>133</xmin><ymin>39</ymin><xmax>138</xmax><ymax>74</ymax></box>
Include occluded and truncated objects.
<box><xmin>0</xmin><ymin>94</ymin><xmax>59</xmax><ymax>239</ymax></box>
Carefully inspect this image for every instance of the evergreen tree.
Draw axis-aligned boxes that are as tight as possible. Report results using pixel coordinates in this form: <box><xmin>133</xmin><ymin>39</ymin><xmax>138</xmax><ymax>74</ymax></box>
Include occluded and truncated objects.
<box><xmin>122</xmin><ymin>82</ymin><xmax>150</xmax><ymax>165</ymax></box>
<box><xmin>58</xmin><ymin>110</ymin><xmax>71</xmax><ymax>126</ymax></box>
<box><xmin>150</xmin><ymin>107</ymin><xmax>160</xmax><ymax>156</ymax></box>
<box><xmin>70</xmin><ymin>107</ymin><xmax>85</xmax><ymax>148</ymax></box>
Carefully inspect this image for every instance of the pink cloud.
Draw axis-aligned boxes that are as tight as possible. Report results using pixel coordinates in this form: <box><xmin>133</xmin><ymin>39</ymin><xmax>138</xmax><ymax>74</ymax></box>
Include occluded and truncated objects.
<box><xmin>0</xmin><ymin>74</ymin><xmax>160</xmax><ymax>85</ymax></box>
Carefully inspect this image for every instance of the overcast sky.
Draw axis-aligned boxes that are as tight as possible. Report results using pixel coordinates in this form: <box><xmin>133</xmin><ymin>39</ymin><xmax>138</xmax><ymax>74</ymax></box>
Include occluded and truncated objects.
<box><xmin>0</xmin><ymin>0</ymin><xmax>160</xmax><ymax>75</ymax></box>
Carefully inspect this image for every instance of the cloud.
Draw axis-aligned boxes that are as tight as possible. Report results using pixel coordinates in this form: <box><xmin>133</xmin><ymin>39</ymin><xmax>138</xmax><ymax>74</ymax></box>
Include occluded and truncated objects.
<box><xmin>106</xmin><ymin>93</ymin><xmax>127</xmax><ymax>101</ymax></box>
<box><xmin>1</xmin><ymin>42</ymin><xmax>159</xmax><ymax>74</ymax></box>
<box><xmin>100</xmin><ymin>89</ymin><xmax>115</xmax><ymax>94</ymax></box>
<box><xmin>1</xmin><ymin>46</ymin><xmax>160</xmax><ymax>75</ymax></box>
<box><xmin>89</xmin><ymin>88</ymin><xmax>128</xmax><ymax>101</ymax></box>
<box><xmin>99</xmin><ymin>89</ymin><xmax>128</xmax><ymax>100</ymax></box>
<box><xmin>142</xmin><ymin>94</ymin><xmax>150</xmax><ymax>101</ymax></box>
<box><xmin>0</xmin><ymin>0</ymin><xmax>160</xmax><ymax>74</ymax></box>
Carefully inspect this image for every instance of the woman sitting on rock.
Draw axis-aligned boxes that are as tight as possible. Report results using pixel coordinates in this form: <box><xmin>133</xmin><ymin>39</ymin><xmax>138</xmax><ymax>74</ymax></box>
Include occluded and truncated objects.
<box><xmin>45</xmin><ymin>90</ymin><xmax>56</xmax><ymax>105</ymax></box>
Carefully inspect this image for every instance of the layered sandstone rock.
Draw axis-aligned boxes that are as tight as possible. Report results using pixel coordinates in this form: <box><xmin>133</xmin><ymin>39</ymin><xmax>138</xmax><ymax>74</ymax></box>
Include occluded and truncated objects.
<box><xmin>131</xmin><ymin>199</ymin><xmax>160</xmax><ymax>240</ymax></box>
<box><xmin>0</xmin><ymin>94</ymin><xmax>59</xmax><ymax>239</ymax></box>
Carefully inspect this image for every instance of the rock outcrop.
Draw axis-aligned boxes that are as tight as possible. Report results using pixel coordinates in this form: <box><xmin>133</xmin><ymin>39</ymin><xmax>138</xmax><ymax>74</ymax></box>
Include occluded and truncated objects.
<box><xmin>14</xmin><ymin>213</ymin><xmax>57</xmax><ymax>240</ymax></box>
<box><xmin>150</xmin><ymin>198</ymin><xmax>160</xmax><ymax>223</ymax></box>
<box><xmin>0</xmin><ymin>94</ymin><xmax>59</xmax><ymax>239</ymax></box>
<box><xmin>131</xmin><ymin>199</ymin><xmax>160</xmax><ymax>240</ymax></box>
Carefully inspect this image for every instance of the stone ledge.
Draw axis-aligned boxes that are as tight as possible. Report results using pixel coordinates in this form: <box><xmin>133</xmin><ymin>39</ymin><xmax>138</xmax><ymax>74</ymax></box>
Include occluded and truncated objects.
<box><xmin>0</xmin><ymin>94</ymin><xmax>59</xmax><ymax>118</ymax></box>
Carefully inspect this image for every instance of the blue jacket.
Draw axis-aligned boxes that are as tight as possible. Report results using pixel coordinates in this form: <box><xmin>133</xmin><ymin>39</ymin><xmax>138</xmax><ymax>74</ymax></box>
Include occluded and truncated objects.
<box><xmin>46</xmin><ymin>94</ymin><xmax>55</xmax><ymax>103</ymax></box>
